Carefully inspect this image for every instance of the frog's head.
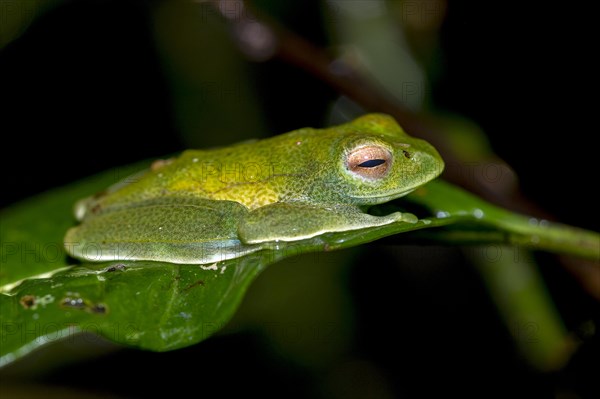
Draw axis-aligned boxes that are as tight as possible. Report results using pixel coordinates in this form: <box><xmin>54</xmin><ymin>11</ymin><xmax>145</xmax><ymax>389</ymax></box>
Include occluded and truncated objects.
<box><xmin>332</xmin><ymin>114</ymin><xmax>444</xmax><ymax>205</ymax></box>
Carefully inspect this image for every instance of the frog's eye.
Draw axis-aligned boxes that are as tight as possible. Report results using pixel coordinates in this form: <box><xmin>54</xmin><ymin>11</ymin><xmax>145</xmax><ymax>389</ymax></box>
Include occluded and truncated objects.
<box><xmin>346</xmin><ymin>145</ymin><xmax>392</xmax><ymax>179</ymax></box>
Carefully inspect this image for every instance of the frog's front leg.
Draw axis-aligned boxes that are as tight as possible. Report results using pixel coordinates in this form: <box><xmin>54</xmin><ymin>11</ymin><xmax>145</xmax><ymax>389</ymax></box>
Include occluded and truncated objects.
<box><xmin>238</xmin><ymin>202</ymin><xmax>418</xmax><ymax>244</ymax></box>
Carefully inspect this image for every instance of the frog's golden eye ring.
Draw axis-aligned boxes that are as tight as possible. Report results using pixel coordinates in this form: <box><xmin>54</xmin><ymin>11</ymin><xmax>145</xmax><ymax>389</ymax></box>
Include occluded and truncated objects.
<box><xmin>346</xmin><ymin>145</ymin><xmax>392</xmax><ymax>180</ymax></box>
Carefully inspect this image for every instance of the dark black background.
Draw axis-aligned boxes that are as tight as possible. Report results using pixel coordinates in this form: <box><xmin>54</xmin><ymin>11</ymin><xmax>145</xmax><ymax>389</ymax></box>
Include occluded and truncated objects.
<box><xmin>1</xmin><ymin>1</ymin><xmax>597</xmax><ymax>398</ymax></box>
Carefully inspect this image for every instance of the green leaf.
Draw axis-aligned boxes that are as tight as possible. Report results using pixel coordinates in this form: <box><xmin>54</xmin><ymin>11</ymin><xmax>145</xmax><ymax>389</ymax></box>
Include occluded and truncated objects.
<box><xmin>404</xmin><ymin>180</ymin><xmax>600</xmax><ymax>260</ymax></box>
<box><xmin>0</xmin><ymin>258</ymin><xmax>266</xmax><ymax>366</ymax></box>
<box><xmin>1</xmin><ymin>164</ymin><xmax>598</xmax><ymax>367</ymax></box>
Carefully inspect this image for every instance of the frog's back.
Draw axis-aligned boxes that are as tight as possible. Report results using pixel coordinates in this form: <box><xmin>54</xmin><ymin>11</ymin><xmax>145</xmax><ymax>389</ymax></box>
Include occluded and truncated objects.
<box><xmin>80</xmin><ymin>127</ymin><xmax>320</xmax><ymax>217</ymax></box>
<box><xmin>138</xmin><ymin>127</ymin><xmax>327</xmax><ymax>209</ymax></box>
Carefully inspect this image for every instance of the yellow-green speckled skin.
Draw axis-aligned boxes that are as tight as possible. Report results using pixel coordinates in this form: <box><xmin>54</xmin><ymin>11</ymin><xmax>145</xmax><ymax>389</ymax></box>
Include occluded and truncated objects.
<box><xmin>64</xmin><ymin>114</ymin><xmax>444</xmax><ymax>264</ymax></box>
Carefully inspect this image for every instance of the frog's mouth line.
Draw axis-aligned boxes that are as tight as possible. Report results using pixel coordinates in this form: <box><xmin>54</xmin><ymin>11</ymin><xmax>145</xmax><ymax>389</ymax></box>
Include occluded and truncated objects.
<box><xmin>350</xmin><ymin>188</ymin><xmax>417</xmax><ymax>203</ymax></box>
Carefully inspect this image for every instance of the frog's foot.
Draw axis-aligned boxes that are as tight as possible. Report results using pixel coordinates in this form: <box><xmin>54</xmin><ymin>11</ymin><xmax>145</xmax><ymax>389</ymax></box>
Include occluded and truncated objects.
<box><xmin>381</xmin><ymin>211</ymin><xmax>418</xmax><ymax>224</ymax></box>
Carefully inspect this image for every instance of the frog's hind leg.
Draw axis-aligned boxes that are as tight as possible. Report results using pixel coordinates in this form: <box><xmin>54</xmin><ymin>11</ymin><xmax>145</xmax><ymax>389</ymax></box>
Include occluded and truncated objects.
<box><xmin>65</xmin><ymin>197</ymin><xmax>260</xmax><ymax>264</ymax></box>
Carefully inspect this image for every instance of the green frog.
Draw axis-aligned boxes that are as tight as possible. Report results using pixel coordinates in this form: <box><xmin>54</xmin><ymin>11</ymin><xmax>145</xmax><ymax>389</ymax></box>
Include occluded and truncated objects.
<box><xmin>64</xmin><ymin>114</ymin><xmax>444</xmax><ymax>264</ymax></box>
